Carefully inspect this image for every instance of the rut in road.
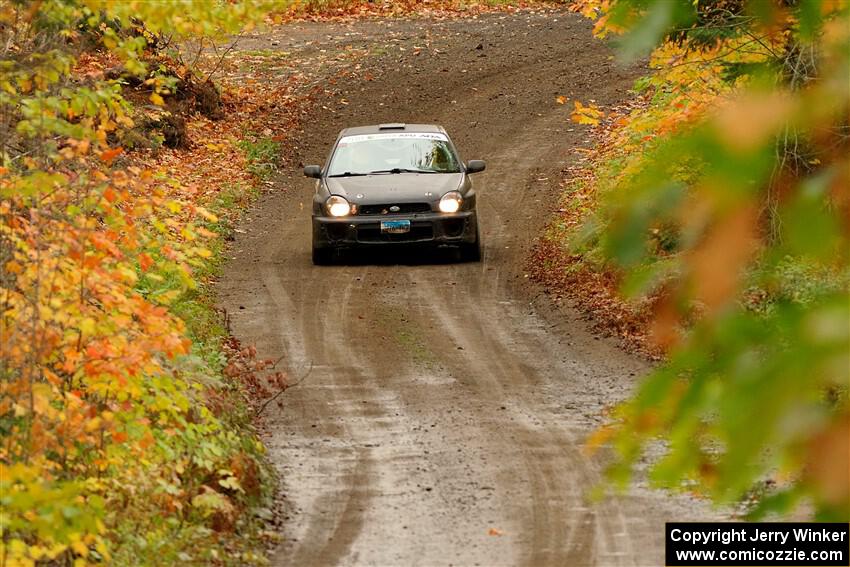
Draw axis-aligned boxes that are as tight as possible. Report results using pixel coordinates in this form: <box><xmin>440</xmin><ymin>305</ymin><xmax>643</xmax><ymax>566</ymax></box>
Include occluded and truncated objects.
<box><xmin>219</xmin><ymin>10</ymin><xmax>723</xmax><ymax>567</ymax></box>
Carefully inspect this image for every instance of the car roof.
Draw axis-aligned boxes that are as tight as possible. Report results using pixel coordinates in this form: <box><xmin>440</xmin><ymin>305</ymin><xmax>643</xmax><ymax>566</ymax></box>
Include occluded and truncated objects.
<box><xmin>337</xmin><ymin>123</ymin><xmax>448</xmax><ymax>138</ymax></box>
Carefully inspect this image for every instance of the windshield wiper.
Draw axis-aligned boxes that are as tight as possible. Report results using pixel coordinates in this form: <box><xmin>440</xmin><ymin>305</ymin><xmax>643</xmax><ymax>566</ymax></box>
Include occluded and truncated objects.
<box><xmin>327</xmin><ymin>171</ymin><xmax>370</xmax><ymax>177</ymax></box>
<box><xmin>368</xmin><ymin>168</ymin><xmax>443</xmax><ymax>175</ymax></box>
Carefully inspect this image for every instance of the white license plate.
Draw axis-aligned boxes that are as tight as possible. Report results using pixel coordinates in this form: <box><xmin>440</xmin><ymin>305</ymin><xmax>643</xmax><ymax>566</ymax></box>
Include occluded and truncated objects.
<box><xmin>380</xmin><ymin>220</ymin><xmax>411</xmax><ymax>234</ymax></box>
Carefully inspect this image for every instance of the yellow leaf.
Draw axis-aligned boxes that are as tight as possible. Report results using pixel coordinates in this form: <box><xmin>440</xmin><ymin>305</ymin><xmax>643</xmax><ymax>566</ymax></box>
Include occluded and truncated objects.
<box><xmin>80</xmin><ymin>317</ymin><xmax>96</xmax><ymax>337</ymax></box>
<box><xmin>48</xmin><ymin>543</ymin><xmax>69</xmax><ymax>558</ymax></box>
<box><xmin>570</xmin><ymin>101</ymin><xmax>604</xmax><ymax>125</ymax></box>
<box><xmin>71</xmin><ymin>540</ymin><xmax>89</xmax><ymax>557</ymax></box>
<box><xmin>95</xmin><ymin>540</ymin><xmax>111</xmax><ymax>560</ymax></box>
<box><xmin>85</xmin><ymin>417</ymin><xmax>102</xmax><ymax>432</ymax></box>
<box><xmin>156</xmin><ymin>290</ymin><xmax>181</xmax><ymax>305</ymax></box>
<box><xmin>195</xmin><ymin>206</ymin><xmax>218</xmax><ymax>222</ymax></box>
<box><xmin>149</xmin><ymin>92</ymin><xmax>165</xmax><ymax>106</ymax></box>
<box><xmin>219</xmin><ymin>475</ymin><xmax>244</xmax><ymax>492</ymax></box>
<box><xmin>555</xmin><ymin>95</ymin><xmax>567</xmax><ymax>105</ymax></box>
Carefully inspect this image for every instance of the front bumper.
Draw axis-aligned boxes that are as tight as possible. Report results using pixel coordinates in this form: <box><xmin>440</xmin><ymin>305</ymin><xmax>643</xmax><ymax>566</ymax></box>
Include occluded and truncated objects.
<box><xmin>313</xmin><ymin>211</ymin><xmax>478</xmax><ymax>249</ymax></box>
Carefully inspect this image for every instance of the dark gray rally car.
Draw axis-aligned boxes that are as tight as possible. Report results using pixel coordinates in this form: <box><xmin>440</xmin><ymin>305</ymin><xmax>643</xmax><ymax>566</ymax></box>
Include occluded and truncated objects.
<box><xmin>303</xmin><ymin>123</ymin><xmax>485</xmax><ymax>265</ymax></box>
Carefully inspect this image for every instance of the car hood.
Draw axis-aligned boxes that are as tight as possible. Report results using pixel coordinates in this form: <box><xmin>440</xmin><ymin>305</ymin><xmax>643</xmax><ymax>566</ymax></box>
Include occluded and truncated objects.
<box><xmin>326</xmin><ymin>173</ymin><xmax>463</xmax><ymax>204</ymax></box>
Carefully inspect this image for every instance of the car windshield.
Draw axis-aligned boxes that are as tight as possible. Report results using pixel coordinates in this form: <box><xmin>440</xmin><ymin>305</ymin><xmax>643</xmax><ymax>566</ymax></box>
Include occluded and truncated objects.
<box><xmin>327</xmin><ymin>132</ymin><xmax>461</xmax><ymax>176</ymax></box>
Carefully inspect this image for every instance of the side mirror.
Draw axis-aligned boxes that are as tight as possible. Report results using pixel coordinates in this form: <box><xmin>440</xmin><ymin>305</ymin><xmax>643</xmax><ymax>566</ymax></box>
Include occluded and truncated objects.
<box><xmin>303</xmin><ymin>165</ymin><xmax>322</xmax><ymax>178</ymax></box>
<box><xmin>466</xmin><ymin>160</ymin><xmax>486</xmax><ymax>174</ymax></box>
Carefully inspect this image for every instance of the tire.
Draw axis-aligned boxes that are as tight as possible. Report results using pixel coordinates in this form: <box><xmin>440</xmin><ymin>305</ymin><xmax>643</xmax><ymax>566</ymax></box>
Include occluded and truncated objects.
<box><xmin>459</xmin><ymin>229</ymin><xmax>481</xmax><ymax>262</ymax></box>
<box><xmin>312</xmin><ymin>246</ymin><xmax>334</xmax><ymax>265</ymax></box>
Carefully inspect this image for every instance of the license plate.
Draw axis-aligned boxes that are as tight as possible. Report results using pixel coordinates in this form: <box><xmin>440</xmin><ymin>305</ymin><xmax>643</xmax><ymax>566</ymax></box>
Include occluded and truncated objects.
<box><xmin>380</xmin><ymin>220</ymin><xmax>411</xmax><ymax>234</ymax></box>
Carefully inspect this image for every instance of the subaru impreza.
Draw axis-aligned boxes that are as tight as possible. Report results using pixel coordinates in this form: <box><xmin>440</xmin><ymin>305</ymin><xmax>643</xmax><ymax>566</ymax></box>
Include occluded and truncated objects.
<box><xmin>303</xmin><ymin>123</ymin><xmax>485</xmax><ymax>264</ymax></box>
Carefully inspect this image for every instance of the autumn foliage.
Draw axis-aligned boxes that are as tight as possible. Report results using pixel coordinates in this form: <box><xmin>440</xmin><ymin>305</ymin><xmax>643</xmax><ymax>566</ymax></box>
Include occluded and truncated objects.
<box><xmin>553</xmin><ymin>0</ymin><xmax>849</xmax><ymax>519</ymax></box>
<box><xmin>0</xmin><ymin>2</ymin><xmax>287</xmax><ymax>564</ymax></box>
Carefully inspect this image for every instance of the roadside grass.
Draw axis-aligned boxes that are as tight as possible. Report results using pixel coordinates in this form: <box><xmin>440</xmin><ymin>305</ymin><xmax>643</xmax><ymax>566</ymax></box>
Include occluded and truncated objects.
<box><xmin>122</xmin><ymin>144</ymin><xmax>274</xmax><ymax>564</ymax></box>
<box><xmin>237</xmin><ymin>135</ymin><xmax>283</xmax><ymax>181</ymax></box>
<box><xmin>240</xmin><ymin>49</ymin><xmax>291</xmax><ymax>58</ymax></box>
<box><xmin>237</xmin><ymin>50</ymin><xmax>292</xmax><ymax>73</ymax></box>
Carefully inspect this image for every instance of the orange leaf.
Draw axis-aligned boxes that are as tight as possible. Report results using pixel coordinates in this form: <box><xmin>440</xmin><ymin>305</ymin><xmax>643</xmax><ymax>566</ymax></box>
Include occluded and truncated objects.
<box><xmin>43</xmin><ymin>369</ymin><xmax>63</xmax><ymax>386</ymax></box>
<box><xmin>139</xmin><ymin>431</ymin><xmax>155</xmax><ymax>449</ymax></box>
<box><xmin>4</xmin><ymin>260</ymin><xmax>22</xmax><ymax>274</ymax></box>
<box><xmin>100</xmin><ymin>147</ymin><xmax>123</xmax><ymax>163</ymax></box>
<box><xmin>139</xmin><ymin>253</ymin><xmax>154</xmax><ymax>272</ymax></box>
<box><xmin>584</xmin><ymin>424</ymin><xmax>616</xmax><ymax>456</ymax></box>
<box><xmin>689</xmin><ymin>203</ymin><xmax>759</xmax><ymax>313</ymax></box>
<box><xmin>86</xmin><ymin>342</ymin><xmax>108</xmax><ymax>360</ymax></box>
<box><xmin>805</xmin><ymin>414</ymin><xmax>850</xmax><ymax>507</ymax></box>
<box><xmin>649</xmin><ymin>291</ymin><xmax>682</xmax><ymax>351</ymax></box>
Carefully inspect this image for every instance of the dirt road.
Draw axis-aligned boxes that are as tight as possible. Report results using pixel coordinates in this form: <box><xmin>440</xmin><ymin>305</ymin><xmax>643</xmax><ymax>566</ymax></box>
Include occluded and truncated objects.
<box><xmin>219</xmin><ymin>10</ymin><xmax>720</xmax><ymax>566</ymax></box>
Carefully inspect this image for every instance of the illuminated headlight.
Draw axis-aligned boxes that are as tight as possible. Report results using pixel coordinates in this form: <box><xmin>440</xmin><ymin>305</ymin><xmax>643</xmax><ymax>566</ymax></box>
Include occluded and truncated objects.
<box><xmin>439</xmin><ymin>191</ymin><xmax>463</xmax><ymax>213</ymax></box>
<box><xmin>325</xmin><ymin>195</ymin><xmax>351</xmax><ymax>217</ymax></box>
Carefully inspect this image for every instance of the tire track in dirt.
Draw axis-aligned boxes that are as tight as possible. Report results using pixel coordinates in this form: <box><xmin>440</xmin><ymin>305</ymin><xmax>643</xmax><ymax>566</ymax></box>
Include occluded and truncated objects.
<box><xmin>281</xmin><ymin>277</ymin><xmax>375</xmax><ymax>567</ymax></box>
<box><xmin>219</xmin><ymin>10</ymin><xmax>725</xmax><ymax>566</ymax></box>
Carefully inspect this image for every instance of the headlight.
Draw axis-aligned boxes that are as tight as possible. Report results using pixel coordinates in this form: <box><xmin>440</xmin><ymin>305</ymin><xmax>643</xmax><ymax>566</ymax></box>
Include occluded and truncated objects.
<box><xmin>439</xmin><ymin>191</ymin><xmax>463</xmax><ymax>213</ymax></box>
<box><xmin>325</xmin><ymin>195</ymin><xmax>351</xmax><ymax>217</ymax></box>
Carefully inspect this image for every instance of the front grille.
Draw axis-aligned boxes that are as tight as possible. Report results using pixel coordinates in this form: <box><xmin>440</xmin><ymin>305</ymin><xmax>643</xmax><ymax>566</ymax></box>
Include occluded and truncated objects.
<box><xmin>358</xmin><ymin>202</ymin><xmax>432</xmax><ymax>216</ymax></box>
<box><xmin>357</xmin><ymin>224</ymin><xmax>434</xmax><ymax>243</ymax></box>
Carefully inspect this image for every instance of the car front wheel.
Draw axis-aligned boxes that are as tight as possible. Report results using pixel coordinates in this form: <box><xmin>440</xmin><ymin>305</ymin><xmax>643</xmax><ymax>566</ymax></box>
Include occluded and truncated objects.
<box><xmin>312</xmin><ymin>246</ymin><xmax>334</xmax><ymax>265</ymax></box>
<box><xmin>459</xmin><ymin>227</ymin><xmax>481</xmax><ymax>262</ymax></box>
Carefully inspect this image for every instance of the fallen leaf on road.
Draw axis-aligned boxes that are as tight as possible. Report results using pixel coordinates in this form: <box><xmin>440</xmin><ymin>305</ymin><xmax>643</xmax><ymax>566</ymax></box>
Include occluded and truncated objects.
<box><xmin>571</xmin><ymin>100</ymin><xmax>604</xmax><ymax>125</ymax></box>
